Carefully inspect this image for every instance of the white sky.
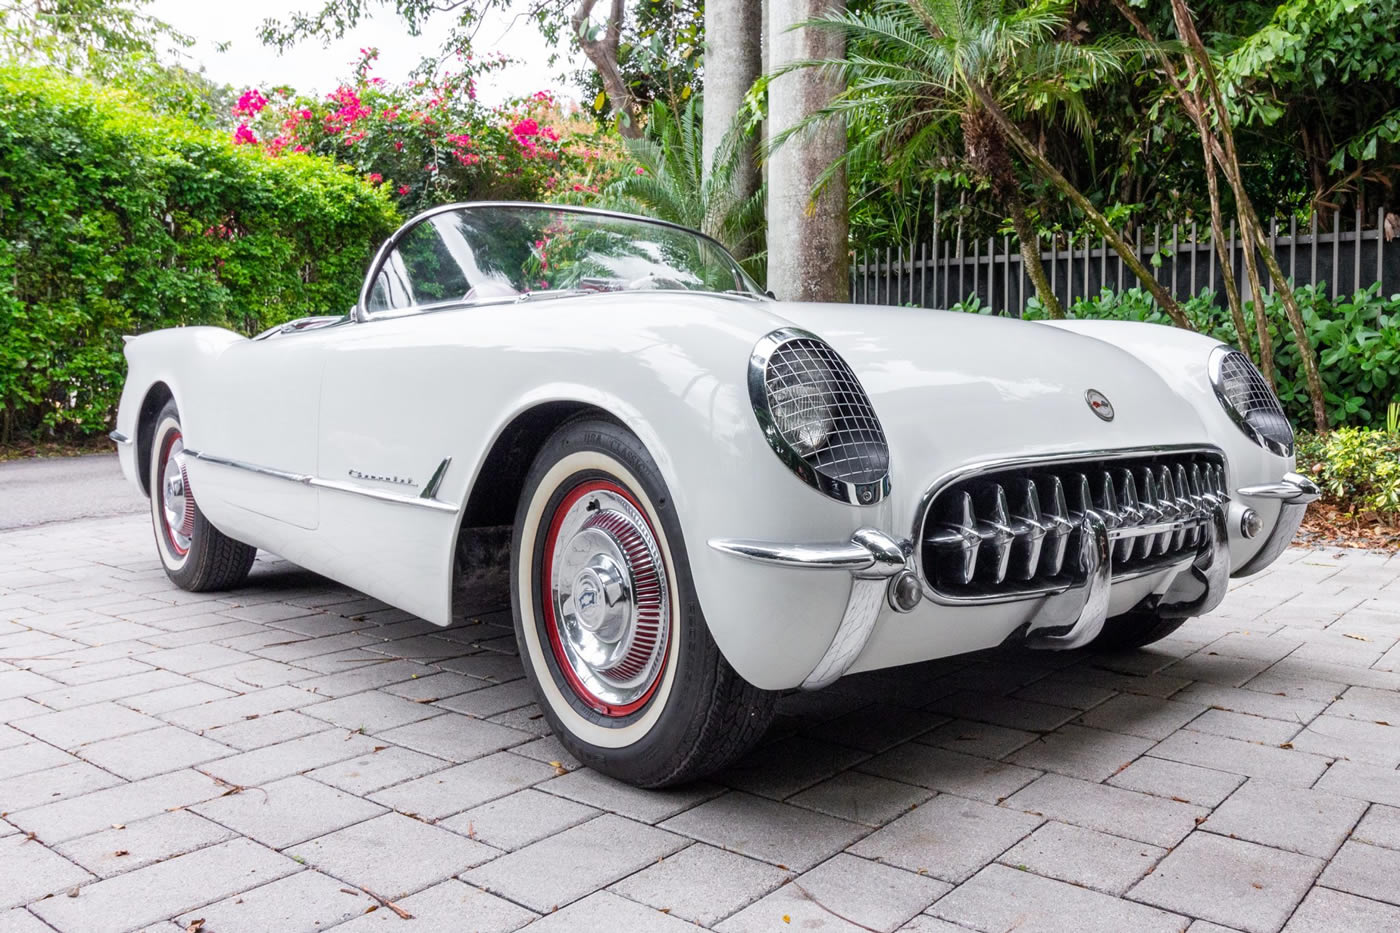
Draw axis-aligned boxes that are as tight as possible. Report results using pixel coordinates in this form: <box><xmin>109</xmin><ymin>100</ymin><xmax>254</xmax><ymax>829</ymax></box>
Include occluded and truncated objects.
<box><xmin>147</xmin><ymin>0</ymin><xmax>582</xmax><ymax>106</ymax></box>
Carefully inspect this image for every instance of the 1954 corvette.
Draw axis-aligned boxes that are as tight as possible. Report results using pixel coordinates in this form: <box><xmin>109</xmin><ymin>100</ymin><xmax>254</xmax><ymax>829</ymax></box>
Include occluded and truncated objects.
<box><xmin>112</xmin><ymin>202</ymin><xmax>1319</xmax><ymax>786</ymax></box>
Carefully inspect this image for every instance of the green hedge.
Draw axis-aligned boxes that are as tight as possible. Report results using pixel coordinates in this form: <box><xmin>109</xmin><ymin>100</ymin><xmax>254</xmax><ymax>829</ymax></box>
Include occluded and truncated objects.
<box><xmin>1003</xmin><ymin>284</ymin><xmax>1400</xmax><ymax>431</ymax></box>
<box><xmin>0</xmin><ymin>66</ymin><xmax>402</xmax><ymax>441</ymax></box>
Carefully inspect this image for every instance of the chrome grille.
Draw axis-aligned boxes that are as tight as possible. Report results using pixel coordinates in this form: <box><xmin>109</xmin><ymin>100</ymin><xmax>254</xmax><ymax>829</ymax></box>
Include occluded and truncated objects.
<box><xmin>920</xmin><ymin>451</ymin><xmax>1227</xmax><ymax>599</ymax></box>
<box><xmin>767</xmin><ymin>337</ymin><xmax>884</xmax><ymax>490</ymax></box>
<box><xmin>1214</xmin><ymin>349</ymin><xmax>1293</xmax><ymax>454</ymax></box>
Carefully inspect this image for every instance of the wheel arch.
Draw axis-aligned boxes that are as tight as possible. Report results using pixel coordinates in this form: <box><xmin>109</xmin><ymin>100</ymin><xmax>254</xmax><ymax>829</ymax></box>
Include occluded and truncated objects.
<box><xmin>134</xmin><ymin>380</ymin><xmax>175</xmax><ymax>496</ymax></box>
<box><xmin>458</xmin><ymin>400</ymin><xmax>625</xmax><ymax>531</ymax></box>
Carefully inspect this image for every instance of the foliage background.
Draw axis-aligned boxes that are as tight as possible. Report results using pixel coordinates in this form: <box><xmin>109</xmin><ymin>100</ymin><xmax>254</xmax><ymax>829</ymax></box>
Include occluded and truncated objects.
<box><xmin>0</xmin><ymin>65</ymin><xmax>401</xmax><ymax>442</ymax></box>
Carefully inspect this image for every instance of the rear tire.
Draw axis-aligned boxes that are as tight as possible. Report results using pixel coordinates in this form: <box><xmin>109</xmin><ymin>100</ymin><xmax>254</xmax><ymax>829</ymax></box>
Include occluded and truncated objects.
<box><xmin>511</xmin><ymin>417</ymin><xmax>775</xmax><ymax>787</ymax></box>
<box><xmin>148</xmin><ymin>400</ymin><xmax>257</xmax><ymax>592</ymax></box>
<box><xmin>1092</xmin><ymin>610</ymin><xmax>1188</xmax><ymax>650</ymax></box>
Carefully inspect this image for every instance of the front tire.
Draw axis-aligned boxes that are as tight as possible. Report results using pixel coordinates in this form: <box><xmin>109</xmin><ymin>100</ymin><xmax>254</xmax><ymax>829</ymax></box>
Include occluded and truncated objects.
<box><xmin>511</xmin><ymin>417</ymin><xmax>775</xmax><ymax>787</ymax></box>
<box><xmin>148</xmin><ymin>400</ymin><xmax>257</xmax><ymax>592</ymax></box>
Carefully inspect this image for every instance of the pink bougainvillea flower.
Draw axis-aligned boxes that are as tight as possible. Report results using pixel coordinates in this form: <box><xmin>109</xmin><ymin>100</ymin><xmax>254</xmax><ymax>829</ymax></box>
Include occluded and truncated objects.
<box><xmin>572</xmin><ymin>183</ymin><xmax>583</xmax><ymax>191</ymax></box>
<box><xmin>233</xmin><ymin>88</ymin><xmax>267</xmax><ymax>116</ymax></box>
<box><xmin>635</xmin><ymin>167</ymin><xmax>645</xmax><ymax>175</ymax></box>
<box><xmin>368</xmin><ymin>173</ymin><xmax>383</xmax><ymax>184</ymax></box>
<box><xmin>393</xmin><ymin>140</ymin><xmax>404</xmax><ymax>151</ymax></box>
<box><xmin>511</xmin><ymin>118</ymin><xmax>539</xmax><ymax>137</ymax></box>
<box><xmin>232</xmin><ymin>124</ymin><xmax>258</xmax><ymax>145</ymax></box>
<box><xmin>542</xmin><ymin>126</ymin><xmax>560</xmax><ymax>142</ymax></box>
<box><xmin>398</xmin><ymin>185</ymin><xmax>410</xmax><ymax>195</ymax></box>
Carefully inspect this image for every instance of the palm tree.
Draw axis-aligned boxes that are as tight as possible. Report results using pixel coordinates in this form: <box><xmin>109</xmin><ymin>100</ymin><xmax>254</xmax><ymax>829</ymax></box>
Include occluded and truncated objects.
<box><xmin>603</xmin><ymin>98</ymin><xmax>766</xmax><ymax>279</ymax></box>
<box><xmin>769</xmin><ymin>0</ymin><xmax>1191</xmax><ymax>327</ymax></box>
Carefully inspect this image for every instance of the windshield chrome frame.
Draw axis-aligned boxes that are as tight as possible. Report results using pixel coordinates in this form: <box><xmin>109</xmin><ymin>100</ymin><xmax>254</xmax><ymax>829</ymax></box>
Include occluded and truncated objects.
<box><xmin>352</xmin><ymin>201</ymin><xmax>763</xmax><ymax>323</ymax></box>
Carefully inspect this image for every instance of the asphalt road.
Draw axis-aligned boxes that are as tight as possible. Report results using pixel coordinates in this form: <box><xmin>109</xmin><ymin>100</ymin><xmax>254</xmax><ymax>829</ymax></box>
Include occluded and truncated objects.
<box><xmin>0</xmin><ymin>453</ymin><xmax>147</xmax><ymax>531</ymax></box>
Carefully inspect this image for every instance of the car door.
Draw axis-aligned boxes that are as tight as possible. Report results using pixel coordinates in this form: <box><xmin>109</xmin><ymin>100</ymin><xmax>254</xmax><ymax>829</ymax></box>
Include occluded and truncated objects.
<box><xmin>308</xmin><ymin>209</ymin><xmax>502</xmax><ymax>622</ymax></box>
<box><xmin>192</xmin><ymin>329</ymin><xmax>329</xmax><ymax>532</ymax></box>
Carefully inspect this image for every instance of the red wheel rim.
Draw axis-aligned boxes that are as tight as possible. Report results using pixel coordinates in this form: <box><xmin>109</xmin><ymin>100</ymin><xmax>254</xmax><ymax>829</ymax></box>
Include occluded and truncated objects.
<box><xmin>157</xmin><ymin>429</ymin><xmax>195</xmax><ymax>558</ymax></box>
<box><xmin>540</xmin><ymin>478</ymin><xmax>670</xmax><ymax>718</ymax></box>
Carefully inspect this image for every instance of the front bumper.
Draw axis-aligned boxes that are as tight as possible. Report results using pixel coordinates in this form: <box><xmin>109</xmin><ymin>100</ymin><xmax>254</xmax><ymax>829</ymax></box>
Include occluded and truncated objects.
<box><xmin>710</xmin><ymin>471</ymin><xmax>1319</xmax><ymax>689</ymax></box>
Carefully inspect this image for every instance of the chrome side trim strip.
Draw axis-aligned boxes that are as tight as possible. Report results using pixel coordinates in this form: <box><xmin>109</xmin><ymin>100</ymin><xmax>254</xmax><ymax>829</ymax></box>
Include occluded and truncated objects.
<box><xmin>1237</xmin><ymin>472</ymin><xmax>1321</xmax><ymax>504</ymax></box>
<box><xmin>109</xmin><ymin>430</ymin><xmax>133</xmax><ymax>446</ymax></box>
<box><xmin>186</xmin><ymin>450</ymin><xmax>459</xmax><ymax>514</ymax></box>
<box><xmin>311</xmin><ymin>477</ymin><xmax>458</xmax><ymax>513</ymax></box>
<box><xmin>185</xmin><ymin>450</ymin><xmax>312</xmax><ymax>484</ymax></box>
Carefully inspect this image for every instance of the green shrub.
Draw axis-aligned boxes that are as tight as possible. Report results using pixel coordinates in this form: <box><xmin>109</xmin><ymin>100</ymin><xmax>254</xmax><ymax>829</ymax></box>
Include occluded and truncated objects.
<box><xmin>0</xmin><ymin>66</ymin><xmax>402</xmax><ymax>441</ymax></box>
<box><xmin>1013</xmin><ymin>283</ymin><xmax>1400</xmax><ymax>430</ymax></box>
<box><xmin>1296</xmin><ymin>428</ymin><xmax>1400</xmax><ymax>515</ymax></box>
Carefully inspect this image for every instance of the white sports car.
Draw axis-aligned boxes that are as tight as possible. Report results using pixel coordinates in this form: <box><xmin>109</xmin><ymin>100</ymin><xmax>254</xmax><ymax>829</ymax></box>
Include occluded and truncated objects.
<box><xmin>112</xmin><ymin>202</ymin><xmax>1318</xmax><ymax>786</ymax></box>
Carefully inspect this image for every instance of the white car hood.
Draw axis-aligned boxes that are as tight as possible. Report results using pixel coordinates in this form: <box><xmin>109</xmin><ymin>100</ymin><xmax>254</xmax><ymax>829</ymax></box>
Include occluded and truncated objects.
<box><xmin>771</xmin><ymin>302</ymin><xmax>1215</xmax><ymax>519</ymax></box>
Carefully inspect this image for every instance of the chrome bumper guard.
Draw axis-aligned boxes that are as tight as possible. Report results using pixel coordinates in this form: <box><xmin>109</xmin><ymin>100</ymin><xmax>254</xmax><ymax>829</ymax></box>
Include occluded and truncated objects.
<box><xmin>709</xmin><ymin>473</ymin><xmax>1315</xmax><ymax>688</ymax></box>
<box><xmin>1234</xmin><ymin>472</ymin><xmax>1320</xmax><ymax>577</ymax></box>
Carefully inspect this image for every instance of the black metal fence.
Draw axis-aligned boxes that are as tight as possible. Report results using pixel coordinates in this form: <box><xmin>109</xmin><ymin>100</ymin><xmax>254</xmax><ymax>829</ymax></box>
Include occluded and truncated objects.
<box><xmin>851</xmin><ymin>209</ymin><xmax>1399</xmax><ymax>314</ymax></box>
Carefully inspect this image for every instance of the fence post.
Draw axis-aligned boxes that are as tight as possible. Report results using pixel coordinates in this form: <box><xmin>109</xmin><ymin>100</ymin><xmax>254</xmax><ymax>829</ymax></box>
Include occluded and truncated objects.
<box><xmin>1354</xmin><ymin>207</ymin><xmax>1363</xmax><ymax>297</ymax></box>
<box><xmin>1332</xmin><ymin>208</ymin><xmax>1341</xmax><ymax>300</ymax></box>
<box><xmin>931</xmin><ymin>216</ymin><xmax>940</xmax><ymax>309</ymax></box>
<box><xmin>1289</xmin><ymin>216</ymin><xmax>1297</xmax><ymax>285</ymax></box>
<box><xmin>1189</xmin><ymin>222</ymin><xmax>1198</xmax><ymax>297</ymax></box>
<box><xmin>920</xmin><ymin>240</ymin><xmax>928</xmax><ymax>309</ymax></box>
<box><xmin>1003</xmin><ymin>234</ymin><xmax>1011</xmax><ymax>315</ymax></box>
<box><xmin>1379</xmin><ymin>208</ymin><xmax>1387</xmax><ymax>305</ymax></box>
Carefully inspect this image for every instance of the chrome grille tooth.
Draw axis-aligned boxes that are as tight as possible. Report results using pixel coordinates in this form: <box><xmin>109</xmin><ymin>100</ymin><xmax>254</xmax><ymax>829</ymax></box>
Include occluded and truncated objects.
<box><xmin>1008</xmin><ymin>478</ymin><xmax>1048</xmax><ymax>582</ymax></box>
<box><xmin>1187</xmin><ymin>463</ymin><xmax>1207</xmax><ymax>547</ymax></box>
<box><xmin>1137</xmin><ymin>467</ymin><xmax>1163</xmax><ymax>558</ymax></box>
<box><xmin>1170</xmin><ymin>464</ymin><xmax>1191</xmax><ymax>550</ymax></box>
<box><xmin>1137</xmin><ymin>467</ymin><xmax>1162</xmax><ymax>522</ymax></box>
<box><xmin>1155</xmin><ymin>465</ymin><xmax>1179</xmax><ymax>553</ymax></box>
<box><xmin>1067</xmin><ymin>472</ymin><xmax>1098</xmax><ymax>575</ymax></box>
<box><xmin>1036</xmin><ymin>474</ymin><xmax>1072</xmax><ymax>577</ymax></box>
<box><xmin>1115</xmin><ymin>469</ymin><xmax>1141</xmax><ymax>563</ymax></box>
<box><xmin>1093</xmin><ymin>470</ymin><xmax>1121</xmax><ymax>531</ymax></box>
<box><xmin>972</xmin><ymin>484</ymin><xmax>1015</xmax><ymax>585</ymax></box>
<box><xmin>926</xmin><ymin>490</ymin><xmax>980</xmax><ymax>586</ymax></box>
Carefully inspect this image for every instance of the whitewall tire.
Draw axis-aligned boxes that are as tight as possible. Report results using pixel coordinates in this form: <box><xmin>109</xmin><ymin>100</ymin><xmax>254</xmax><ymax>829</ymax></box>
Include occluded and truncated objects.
<box><xmin>512</xmin><ymin>417</ymin><xmax>775</xmax><ymax>787</ymax></box>
<box><xmin>148</xmin><ymin>400</ymin><xmax>257</xmax><ymax>592</ymax></box>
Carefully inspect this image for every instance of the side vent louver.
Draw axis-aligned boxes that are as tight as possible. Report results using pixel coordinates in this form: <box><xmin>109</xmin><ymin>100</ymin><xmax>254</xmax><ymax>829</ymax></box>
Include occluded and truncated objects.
<box><xmin>921</xmin><ymin>452</ymin><xmax>1226</xmax><ymax>598</ymax></box>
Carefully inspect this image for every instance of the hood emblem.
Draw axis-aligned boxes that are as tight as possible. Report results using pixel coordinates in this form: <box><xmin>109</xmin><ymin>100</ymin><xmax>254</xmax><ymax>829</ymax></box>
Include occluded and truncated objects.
<box><xmin>1085</xmin><ymin>389</ymin><xmax>1115</xmax><ymax>422</ymax></box>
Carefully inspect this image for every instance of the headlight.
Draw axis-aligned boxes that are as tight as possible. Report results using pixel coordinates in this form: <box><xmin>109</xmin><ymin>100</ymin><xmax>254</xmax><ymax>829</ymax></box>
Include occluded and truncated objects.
<box><xmin>769</xmin><ymin>382</ymin><xmax>834</xmax><ymax>456</ymax></box>
<box><xmin>1209</xmin><ymin>346</ymin><xmax>1294</xmax><ymax>456</ymax></box>
<box><xmin>749</xmin><ymin>328</ymin><xmax>890</xmax><ymax>505</ymax></box>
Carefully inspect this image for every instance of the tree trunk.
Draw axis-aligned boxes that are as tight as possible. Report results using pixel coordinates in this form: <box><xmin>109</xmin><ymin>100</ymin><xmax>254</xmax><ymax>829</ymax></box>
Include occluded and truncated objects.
<box><xmin>1168</xmin><ymin>0</ymin><xmax>1328</xmax><ymax>431</ymax></box>
<box><xmin>1007</xmin><ymin>196</ymin><xmax>1062</xmax><ymax>318</ymax></box>
<box><xmin>766</xmin><ymin>0</ymin><xmax>849</xmax><ymax>301</ymax></box>
<box><xmin>969</xmin><ymin>83</ymin><xmax>1192</xmax><ymax>329</ymax></box>
<box><xmin>1110</xmin><ymin>0</ymin><xmax>1256</xmax><ymax>357</ymax></box>
<box><xmin>702</xmin><ymin>0</ymin><xmax>762</xmax><ymax>252</ymax></box>
<box><xmin>1202</xmin><ymin>145</ymin><xmax>1254</xmax><ymax>360</ymax></box>
<box><xmin>573</xmin><ymin>0</ymin><xmax>643</xmax><ymax>138</ymax></box>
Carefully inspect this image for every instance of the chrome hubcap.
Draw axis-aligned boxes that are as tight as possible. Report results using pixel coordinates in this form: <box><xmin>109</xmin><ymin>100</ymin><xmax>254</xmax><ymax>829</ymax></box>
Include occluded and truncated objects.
<box><xmin>160</xmin><ymin>435</ymin><xmax>195</xmax><ymax>555</ymax></box>
<box><xmin>548</xmin><ymin>486</ymin><xmax>669</xmax><ymax>711</ymax></box>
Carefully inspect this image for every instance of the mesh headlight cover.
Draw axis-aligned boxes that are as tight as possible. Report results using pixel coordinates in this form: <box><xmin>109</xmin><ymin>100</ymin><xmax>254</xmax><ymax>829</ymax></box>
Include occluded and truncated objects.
<box><xmin>1212</xmin><ymin>347</ymin><xmax>1294</xmax><ymax>456</ymax></box>
<box><xmin>751</xmin><ymin>330</ymin><xmax>890</xmax><ymax>504</ymax></box>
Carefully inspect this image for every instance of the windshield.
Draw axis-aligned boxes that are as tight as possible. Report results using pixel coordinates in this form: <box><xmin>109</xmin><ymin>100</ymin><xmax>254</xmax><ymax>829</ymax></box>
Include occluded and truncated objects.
<box><xmin>365</xmin><ymin>204</ymin><xmax>763</xmax><ymax>314</ymax></box>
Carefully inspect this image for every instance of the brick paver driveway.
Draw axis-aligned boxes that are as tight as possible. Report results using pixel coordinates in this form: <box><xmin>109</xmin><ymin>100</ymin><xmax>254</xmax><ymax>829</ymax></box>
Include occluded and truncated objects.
<box><xmin>2</xmin><ymin>515</ymin><xmax>1398</xmax><ymax>932</ymax></box>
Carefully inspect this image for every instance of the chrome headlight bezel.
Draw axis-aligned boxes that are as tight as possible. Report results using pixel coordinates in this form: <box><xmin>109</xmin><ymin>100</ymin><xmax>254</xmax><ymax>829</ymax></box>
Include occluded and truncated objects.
<box><xmin>748</xmin><ymin>327</ymin><xmax>891</xmax><ymax>506</ymax></box>
<box><xmin>1209</xmin><ymin>345</ymin><xmax>1295</xmax><ymax>457</ymax></box>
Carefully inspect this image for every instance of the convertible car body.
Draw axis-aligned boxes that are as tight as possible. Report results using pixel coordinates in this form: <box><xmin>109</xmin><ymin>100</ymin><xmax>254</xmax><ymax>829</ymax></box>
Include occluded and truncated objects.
<box><xmin>112</xmin><ymin>202</ymin><xmax>1318</xmax><ymax>785</ymax></box>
